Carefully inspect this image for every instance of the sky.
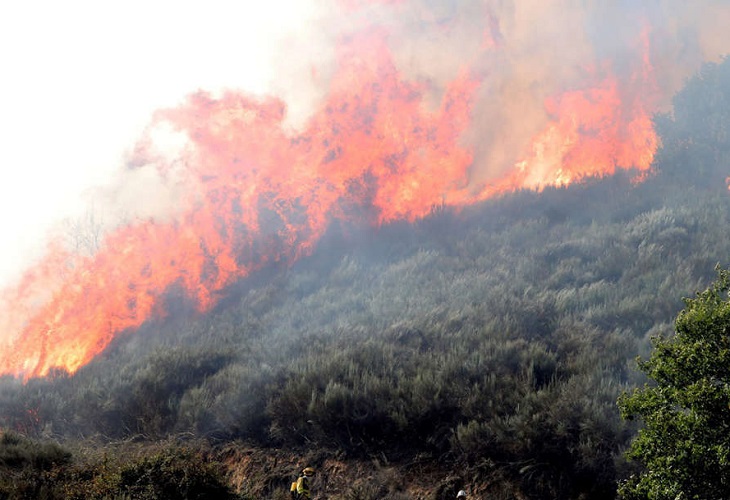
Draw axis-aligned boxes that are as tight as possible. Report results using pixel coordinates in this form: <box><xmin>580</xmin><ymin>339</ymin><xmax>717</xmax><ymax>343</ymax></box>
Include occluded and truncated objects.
<box><xmin>0</xmin><ymin>0</ymin><xmax>323</xmax><ymax>288</ymax></box>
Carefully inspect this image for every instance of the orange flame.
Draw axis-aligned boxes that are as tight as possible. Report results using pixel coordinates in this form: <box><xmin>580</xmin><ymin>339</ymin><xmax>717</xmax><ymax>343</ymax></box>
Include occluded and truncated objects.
<box><xmin>0</xmin><ymin>22</ymin><xmax>660</xmax><ymax>379</ymax></box>
<box><xmin>506</xmin><ymin>27</ymin><xmax>658</xmax><ymax>190</ymax></box>
<box><xmin>509</xmin><ymin>68</ymin><xmax>657</xmax><ymax>190</ymax></box>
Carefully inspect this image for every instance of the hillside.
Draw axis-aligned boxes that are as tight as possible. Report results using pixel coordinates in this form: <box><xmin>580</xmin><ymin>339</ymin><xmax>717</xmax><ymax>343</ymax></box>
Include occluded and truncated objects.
<box><xmin>1</xmin><ymin>57</ymin><xmax>730</xmax><ymax>499</ymax></box>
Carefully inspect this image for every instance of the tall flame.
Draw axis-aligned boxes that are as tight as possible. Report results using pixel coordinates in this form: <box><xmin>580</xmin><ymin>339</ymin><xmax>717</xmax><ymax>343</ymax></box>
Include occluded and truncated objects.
<box><xmin>506</xmin><ymin>27</ymin><xmax>659</xmax><ymax>189</ymax></box>
<box><xmin>0</xmin><ymin>8</ymin><xmax>664</xmax><ymax>379</ymax></box>
<box><xmin>507</xmin><ymin>64</ymin><xmax>658</xmax><ymax>190</ymax></box>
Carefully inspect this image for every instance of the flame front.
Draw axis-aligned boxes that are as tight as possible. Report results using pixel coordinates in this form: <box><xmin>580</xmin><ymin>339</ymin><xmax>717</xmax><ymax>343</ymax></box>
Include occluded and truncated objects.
<box><xmin>1</xmin><ymin>11</ymin><xmax>664</xmax><ymax>379</ymax></box>
<box><xmin>508</xmin><ymin>67</ymin><xmax>657</xmax><ymax>190</ymax></box>
<box><xmin>506</xmin><ymin>26</ymin><xmax>659</xmax><ymax>190</ymax></box>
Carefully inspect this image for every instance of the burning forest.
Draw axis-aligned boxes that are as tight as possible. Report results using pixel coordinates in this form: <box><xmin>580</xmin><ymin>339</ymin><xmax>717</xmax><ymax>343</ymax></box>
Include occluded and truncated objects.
<box><xmin>2</xmin><ymin>1</ymin><xmax>730</xmax><ymax>497</ymax></box>
<box><xmin>2</xmin><ymin>0</ymin><xmax>727</xmax><ymax>380</ymax></box>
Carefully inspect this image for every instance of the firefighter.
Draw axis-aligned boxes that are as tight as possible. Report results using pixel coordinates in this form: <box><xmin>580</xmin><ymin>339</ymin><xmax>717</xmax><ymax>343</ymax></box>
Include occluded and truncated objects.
<box><xmin>295</xmin><ymin>467</ymin><xmax>315</xmax><ymax>499</ymax></box>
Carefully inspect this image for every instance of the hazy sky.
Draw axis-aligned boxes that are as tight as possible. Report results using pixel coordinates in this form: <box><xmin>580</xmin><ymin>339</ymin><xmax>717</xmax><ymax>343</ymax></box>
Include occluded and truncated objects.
<box><xmin>0</xmin><ymin>0</ymin><xmax>321</xmax><ymax>287</ymax></box>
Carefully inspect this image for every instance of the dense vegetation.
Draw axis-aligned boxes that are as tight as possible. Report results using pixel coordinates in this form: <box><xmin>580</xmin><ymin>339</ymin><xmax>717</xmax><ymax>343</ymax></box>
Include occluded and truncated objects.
<box><xmin>0</xmin><ymin>56</ymin><xmax>729</xmax><ymax>499</ymax></box>
<box><xmin>619</xmin><ymin>267</ymin><xmax>730</xmax><ymax>499</ymax></box>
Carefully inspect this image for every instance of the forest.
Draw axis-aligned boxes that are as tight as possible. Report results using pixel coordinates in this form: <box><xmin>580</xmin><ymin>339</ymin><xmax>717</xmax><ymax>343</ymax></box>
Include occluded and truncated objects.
<box><xmin>1</xmin><ymin>57</ymin><xmax>730</xmax><ymax>499</ymax></box>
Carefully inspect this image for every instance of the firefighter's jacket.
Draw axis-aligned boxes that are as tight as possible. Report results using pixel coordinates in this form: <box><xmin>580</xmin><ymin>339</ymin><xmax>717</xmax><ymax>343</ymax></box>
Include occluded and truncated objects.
<box><xmin>296</xmin><ymin>474</ymin><xmax>311</xmax><ymax>498</ymax></box>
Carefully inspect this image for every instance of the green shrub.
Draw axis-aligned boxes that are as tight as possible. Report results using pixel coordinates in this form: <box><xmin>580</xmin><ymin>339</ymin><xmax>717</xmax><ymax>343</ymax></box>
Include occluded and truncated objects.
<box><xmin>114</xmin><ymin>447</ymin><xmax>237</xmax><ymax>500</ymax></box>
<box><xmin>0</xmin><ymin>431</ymin><xmax>72</xmax><ymax>500</ymax></box>
<box><xmin>0</xmin><ymin>431</ymin><xmax>71</xmax><ymax>470</ymax></box>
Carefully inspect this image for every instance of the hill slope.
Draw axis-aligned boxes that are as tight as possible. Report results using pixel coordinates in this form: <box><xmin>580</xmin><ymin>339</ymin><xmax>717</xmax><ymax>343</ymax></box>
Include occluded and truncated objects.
<box><xmin>1</xmin><ymin>57</ymin><xmax>730</xmax><ymax>499</ymax></box>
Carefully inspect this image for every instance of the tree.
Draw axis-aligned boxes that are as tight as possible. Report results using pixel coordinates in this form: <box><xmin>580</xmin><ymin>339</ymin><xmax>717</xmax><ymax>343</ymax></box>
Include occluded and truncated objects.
<box><xmin>618</xmin><ymin>265</ymin><xmax>730</xmax><ymax>499</ymax></box>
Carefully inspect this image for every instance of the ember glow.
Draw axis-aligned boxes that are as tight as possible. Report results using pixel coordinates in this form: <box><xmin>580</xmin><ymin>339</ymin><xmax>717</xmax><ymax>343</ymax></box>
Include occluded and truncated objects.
<box><xmin>0</xmin><ymin>0</ymin><xmax>727</xmax><ymax>379</ymax></box>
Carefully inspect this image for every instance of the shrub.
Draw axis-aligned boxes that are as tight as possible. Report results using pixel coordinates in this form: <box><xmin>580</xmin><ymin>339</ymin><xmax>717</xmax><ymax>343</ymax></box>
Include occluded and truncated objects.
<box><xmin>0</xmin><ymin>431</ymin><xmax>72</xmax><ymax>499</ymax></box>
<box><xmin>0</xmin><ymin>431</ymin><xmax>71</xmax><ymax>470</ymax></box>
<box><xmin>114</xmin><ymin>447</ymin><xmax>237</xmax><ymax>500</ymax></box>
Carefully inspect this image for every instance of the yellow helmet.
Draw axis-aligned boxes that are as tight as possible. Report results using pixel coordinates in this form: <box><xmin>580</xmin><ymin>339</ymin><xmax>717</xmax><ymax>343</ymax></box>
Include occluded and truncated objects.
<box><xmin>302</xmin><ymin>467</ymin><xmax>315</xmax><ymax>475</ymax></box>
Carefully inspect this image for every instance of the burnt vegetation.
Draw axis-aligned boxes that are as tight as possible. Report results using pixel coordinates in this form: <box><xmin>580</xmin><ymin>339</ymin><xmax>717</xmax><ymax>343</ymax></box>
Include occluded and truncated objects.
<box><xmin>1</xmin><ymin>57</ymin><xmax>730</xmax><ymax>499</ymax></box>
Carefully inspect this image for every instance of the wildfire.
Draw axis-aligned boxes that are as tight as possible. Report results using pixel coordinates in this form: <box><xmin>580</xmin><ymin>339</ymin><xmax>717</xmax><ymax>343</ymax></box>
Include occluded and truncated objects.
<box><xmin>0</xmin><ymin>5</ymin><xmax>663</xmax><ymax>379</ymax></box>
<box><xmin>507</xmin><ymin>68</ymin><xmax>657</xmax><ymax>190</ymax></box>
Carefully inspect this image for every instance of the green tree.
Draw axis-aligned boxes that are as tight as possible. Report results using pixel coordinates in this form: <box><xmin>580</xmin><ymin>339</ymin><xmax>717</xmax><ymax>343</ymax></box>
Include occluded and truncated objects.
<box><xmin>618</xmin><ymin>266</ymin><xmax>730</xmax><ymax>499</ymax></box>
